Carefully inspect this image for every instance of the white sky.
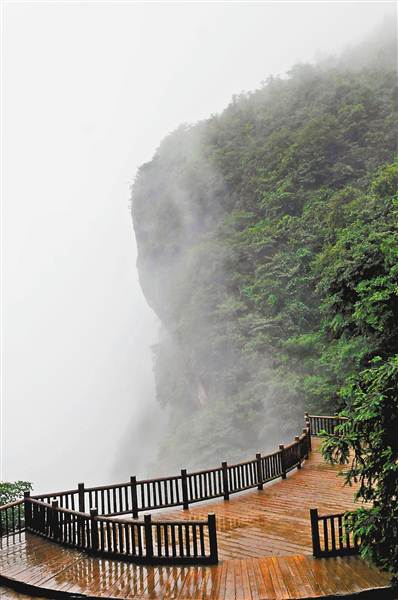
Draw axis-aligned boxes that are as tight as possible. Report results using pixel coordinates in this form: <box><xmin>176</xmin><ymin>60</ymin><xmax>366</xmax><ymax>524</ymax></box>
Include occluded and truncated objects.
<box><xmin>1</xmin><ymin>0</ymin><xmax>395</xmax><ymax>492</ymax></box>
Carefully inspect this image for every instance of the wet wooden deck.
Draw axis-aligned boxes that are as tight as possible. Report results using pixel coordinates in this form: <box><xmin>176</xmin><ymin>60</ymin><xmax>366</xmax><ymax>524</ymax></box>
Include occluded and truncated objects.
<box><xmin>0</xmin><ymin>533</ymin><xmax>391</xmax><ymax>599</ymax></box>
<box><xmin>155</xmin><ymin>439</ymin><xmax>360</xmax><ymax>559</ymax></box>
<box><xmin>0</xmin><ymin>441</ymin><xmax>392</xmax><ymax>599</ymax></box>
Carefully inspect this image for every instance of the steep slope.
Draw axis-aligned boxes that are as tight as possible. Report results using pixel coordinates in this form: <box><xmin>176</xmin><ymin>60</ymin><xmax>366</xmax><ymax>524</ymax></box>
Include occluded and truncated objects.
<box><xmin>132</xmin><ymin>32</ymin><xmax>397</xmax><ymax>471</ymax></box>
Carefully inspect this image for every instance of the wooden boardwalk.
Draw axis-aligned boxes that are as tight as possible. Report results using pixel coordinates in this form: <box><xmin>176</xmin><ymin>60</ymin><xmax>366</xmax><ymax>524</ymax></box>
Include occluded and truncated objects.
<box><xmin>0</xmin><ymin>441</ymin><xmax>392</xmax><ymax>599</ymax></box>
<box><xmin>155</xmin><ymin>439</ymin><xmax>360</xmax><ymax>559</ymax></box>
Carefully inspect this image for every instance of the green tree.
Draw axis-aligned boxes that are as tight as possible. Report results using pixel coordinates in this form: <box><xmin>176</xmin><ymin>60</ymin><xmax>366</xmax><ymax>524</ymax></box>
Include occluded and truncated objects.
<box><xmin>321</xmin><ymin>357</ymin><xmax>398</xmax><ymax>584</ymax></box>
<box><xmin>0</xmin><ymin>481</ymin><xmax>32</xmax><ymax>506</ymax></box>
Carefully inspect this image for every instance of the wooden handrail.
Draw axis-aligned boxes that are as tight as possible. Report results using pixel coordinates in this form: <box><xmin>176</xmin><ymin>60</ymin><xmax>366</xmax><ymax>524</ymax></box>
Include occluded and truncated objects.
<box><xmin>33</xmin><ymin>488</ymin><xmax>78</xmax><ymax>499</ymax></box>
<box><xmin>0</xmin><ymin>499</ymin><xmax>24</xmax><ymax>511</ymax></box>
<box><xmin>307</xmin><ymin>414</ymin><xmax>348</xmax><ymax>420</ymax></box>
<box><xmin>99</xmin><ymin>515</ymin><xmax>209</xmax><ymax>526</ymax></box>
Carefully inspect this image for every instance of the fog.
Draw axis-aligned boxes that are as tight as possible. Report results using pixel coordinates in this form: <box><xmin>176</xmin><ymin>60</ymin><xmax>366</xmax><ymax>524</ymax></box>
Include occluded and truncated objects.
<box><xmin>1</xmin><ymin>1</ymin><xmax>393</xmax><ymax>492</ymax></box>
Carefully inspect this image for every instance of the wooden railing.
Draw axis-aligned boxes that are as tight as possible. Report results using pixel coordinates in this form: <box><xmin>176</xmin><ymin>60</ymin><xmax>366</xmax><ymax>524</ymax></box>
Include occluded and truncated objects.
<box><xmin>0</xmin><ymin>500</ymin><xmax>25</xmax><ymax>537</ymax></box>
<box><xmin>1</xmin><ymin>414</ymin><xmax>358</xmax><ymax>565</ymax></box>
<box><xmin>310</xmin><ymin>508</ymin><xmax>360</xmax><ymax>557</ymax></box>
<box><xmin>31</xmin><ymin>426</ymin><xmax>311</xmax><ymax>517</ymax></box>
<box><xmin>23</xmin><ymin>422</ymin><xmax>311</xmax><ymax>564</ymax></box>
<box><xmin>25</xmin><ymin>497</ymin><xmax>218</xmax><ymax>564</ymax></box>
<box><xmin>305</xmin><ymin>413</ymin><xmax>347</xmax><ymax>436</ymax></box>
<box><xmin>4</xmin><ymin>418</ymin><xmax>315</xmax><ymax>564</ymax></box>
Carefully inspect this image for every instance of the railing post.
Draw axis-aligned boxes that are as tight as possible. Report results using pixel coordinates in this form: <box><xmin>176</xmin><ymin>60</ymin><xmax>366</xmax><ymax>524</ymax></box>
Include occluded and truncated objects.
<box><xmin>181</xmin><ymin>469</ymin><xmax>189</xmax><ymax>510</ymax></box>
<box><xmin>310</xmin><ymin>508</ymin><xmax>321</xmax><ymax>557</ymax></box>
<box><xmin>303</xmin><ymin>428</ymin><xmax>309</xmax><ymax>459</ymax></box>
<box><xmin>130</xmin><ymin>476</ymin><xmax>139</xmax><ymax>519</ymax></box>
<box><xmin>305</xmin><ymin>413</ymin><xmax>312</xmax><ymax>451</ymax></box>
<box><xmin>78</xmin><ymin>482</ymin><xmax>85</xmax><ymax>513</ymax></box>
<box><xmin>295</xmin><ymin>436</ymin><xmax>302</xmax><ymax>469</ymax></box>
<box><xmin>208</xmin><ymin>513</ymin><xmax>218</xmax><ymax>563</ymax></box>
<box><xmin>51</xmin><ymin>500</ymin><xmax>60</xmax><ymax>540</ymax></box>
<box><xmin>222</xmin><ymin>461</ymin><xmax>229</xmax><ymax>500</ymax></box>
<box><xmin>23</xmin><ymin>491</ymin><xmax>31</xmax><ymax>529</ymax></box>
<box><xmin>77</xmin><ymin>483</ymin><xmax>85</xmax><ymax>547</ymax></box>
<box><xmin>256</xmin><ymin>453</ymin><xmax>263</xmax><ymax>490</ymax></box>
<box><xmin>144</xmin><ymin>514</ymin><xmax>154</xmax><ymax>559</ymax></box>
<box><xmin>90</xmin><ymin>508</ymin><xmax>99</xmax><ymax>553</ymax></box>
<box><xmin>279</xmin><ymin>445</ymin><xmax>286</xmax><ymax>479</ymax></box>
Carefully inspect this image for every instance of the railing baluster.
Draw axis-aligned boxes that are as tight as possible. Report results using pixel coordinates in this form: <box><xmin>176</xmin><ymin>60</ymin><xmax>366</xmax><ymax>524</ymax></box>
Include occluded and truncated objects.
<box><xmin>118</xmin><ymin>522</ymin><xmax>124</xmax><ymax>555</ymax></box>
<box><xmin>338</xmin><ymin>514</ymin><xmax>343</xmax><ymax>549</ymax></box>
<box><xmin>171</xmin><ymin>524</ymin><xmax>177</xmax><ymax>557</ymax></box>
<box><xmin>178</xmin><ymin>524</ymin><xmax>183</xmax><ymax>557</ymax></box>
<box><xmin>330</xmin><ymin>516</ymin><xmax>336</xmax><ymax>552</ymax></box>
<box><xmin>199</xmin><ymin>523</ymin><xmax>205</xmax><ymax>556</ymax></box>
<box><xmin>156</xmin><ymin>523</ymin><xmax>161</xmax><ymax>556</ymax></box>
<box><xmin>137</xmin><ymin>522</ymin><xmax>143</xmax><ymax>555</ymax></box>
<box><xmin>323</xmin><ymin>517</ymin><xmax>329</xmax><ymax>552</ymax></box>
<box><xmin>164</xmin><ymin>524</ymin><xmax>169</xmax><ymax>557</ymax></box>
<box><xmin>185</xmin><ymin>523</ymin><xmax>190</xmax><ymax>557</ymax></box>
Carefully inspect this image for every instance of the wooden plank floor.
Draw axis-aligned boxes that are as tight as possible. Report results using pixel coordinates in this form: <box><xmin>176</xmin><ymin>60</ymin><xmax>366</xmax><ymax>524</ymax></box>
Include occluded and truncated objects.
<box><xmin>0</xmin><ymin>441</ymin><xmax>392</xmax><ymax>599</ymax></box>
<box><xmin>154</xmin><ymin>439</ymin><xmax>360</xmax><ymax>559</ymax></box>
<box><xmin>0</xmin><ymin>533</ymin><xmax>391</xmax><ymax>599</ymax></box>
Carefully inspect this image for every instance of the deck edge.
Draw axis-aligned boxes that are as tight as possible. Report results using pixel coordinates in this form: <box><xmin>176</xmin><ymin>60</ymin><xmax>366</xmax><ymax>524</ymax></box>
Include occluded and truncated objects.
<box><xmin>0</xmin><ymin>572</ymin><xmax>395</xmax><ymax>600</ymax></box>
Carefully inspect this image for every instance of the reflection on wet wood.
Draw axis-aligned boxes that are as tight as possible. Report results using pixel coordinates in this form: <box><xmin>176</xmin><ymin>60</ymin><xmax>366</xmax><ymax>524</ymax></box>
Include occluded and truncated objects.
<box><xmin>0</xmin><ymin>533</ymin><xmax>391</xmax><ymax>599</ymax></box>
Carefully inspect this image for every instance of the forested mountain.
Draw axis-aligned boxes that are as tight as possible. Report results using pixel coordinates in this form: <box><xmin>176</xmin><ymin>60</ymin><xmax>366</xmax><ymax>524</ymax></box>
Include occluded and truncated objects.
<box><xmin>132</xmin><ymin>26</ymin><xmax>397</xmax><ymax>471</ymax></box>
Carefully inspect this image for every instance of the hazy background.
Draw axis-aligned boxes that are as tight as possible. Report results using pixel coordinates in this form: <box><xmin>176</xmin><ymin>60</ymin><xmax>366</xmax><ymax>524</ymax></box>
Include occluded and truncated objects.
<box><xmin>1</xmin><ymin>1</ymin><xmax>394</xmax><ymax>492</ymax></box>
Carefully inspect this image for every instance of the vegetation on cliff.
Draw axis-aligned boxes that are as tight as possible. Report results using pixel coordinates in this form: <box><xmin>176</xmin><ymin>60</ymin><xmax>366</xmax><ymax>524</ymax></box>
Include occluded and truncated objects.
<box><xmin>132</xmin><ymin>28</ymin><xmax>397</xmax><ymax>471</ymax></box>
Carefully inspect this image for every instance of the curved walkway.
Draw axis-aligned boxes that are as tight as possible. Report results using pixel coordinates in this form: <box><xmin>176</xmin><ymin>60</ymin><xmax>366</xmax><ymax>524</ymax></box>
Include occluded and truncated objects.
<box><xmin>155</xmin><ymin>439</ymin><xmax>359</xmax><ymax>559</ymax></box>
<box><xmin>0</xmin><ymin>441</ymin><xmax>392</xmax><ymax>599</ymax></box>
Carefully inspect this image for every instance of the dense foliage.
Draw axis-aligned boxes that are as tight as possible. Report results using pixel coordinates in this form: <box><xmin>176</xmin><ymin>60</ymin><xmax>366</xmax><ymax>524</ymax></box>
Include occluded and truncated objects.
<box><xmin>0</xmin><ymin>481</ymin><xmax>32</xmax><ymax>506</ymax></box>
<box><xmin>132</xmin><ymin>31</ymin><xmax>397</xmax><ymax>472</ymax></box>
<box><xmin>322</xmin><ymin>355</ymin><xmax>398</xmax><ymax>583</ymax></box>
